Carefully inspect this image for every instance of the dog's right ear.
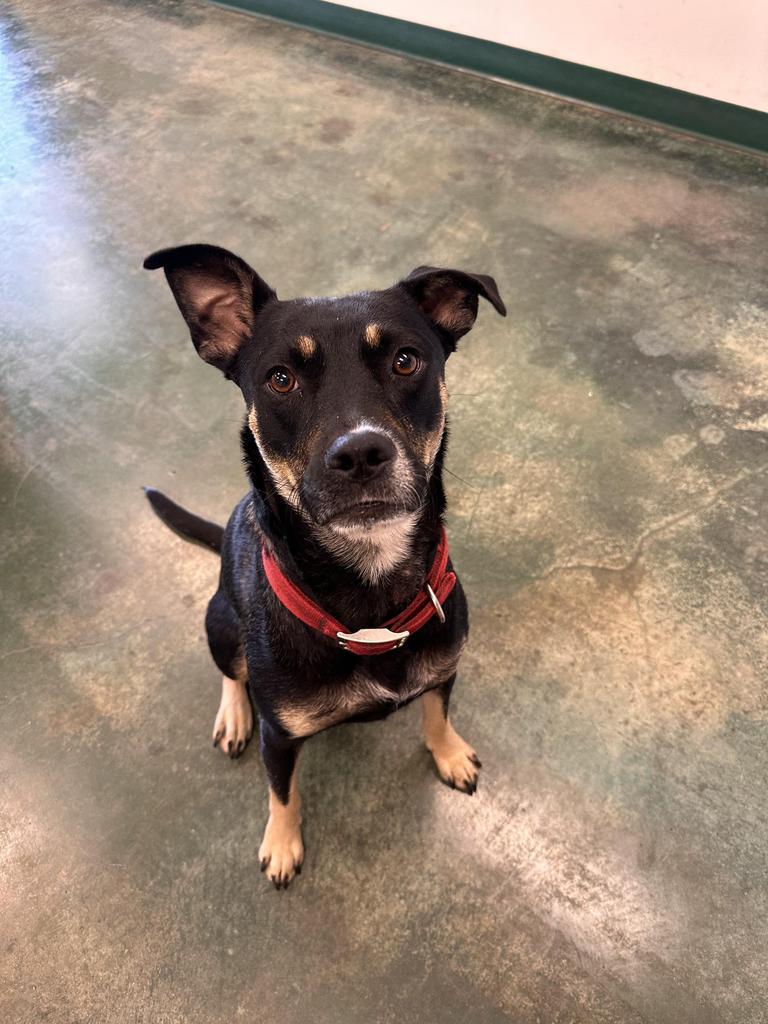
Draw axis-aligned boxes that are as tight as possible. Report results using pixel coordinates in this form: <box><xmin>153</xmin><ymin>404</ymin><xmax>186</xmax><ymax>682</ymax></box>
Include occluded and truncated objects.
<box><xmin>143</xmin><ymin>244</ymin><xmax>276</xmax><ymax>372</ymax></box>
<box><xmin>398</xmin><ymin>265</ymin><xmax>506</xmax><ymax>353</ymax></box>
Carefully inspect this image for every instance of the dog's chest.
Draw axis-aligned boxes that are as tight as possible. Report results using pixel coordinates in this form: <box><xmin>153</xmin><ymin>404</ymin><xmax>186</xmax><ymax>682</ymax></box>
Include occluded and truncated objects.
<box><xmin>275</xmin><ymin>642</ymin><xmax>463</xmax><ymax>739</ymax></box>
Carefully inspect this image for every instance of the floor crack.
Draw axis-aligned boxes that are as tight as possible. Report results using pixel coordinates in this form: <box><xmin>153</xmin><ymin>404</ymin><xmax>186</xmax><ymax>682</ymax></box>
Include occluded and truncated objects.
<box><xmin>536</xmin><ymin>462</ymin><xmax>768</xmax><ymax>580</ymax></box>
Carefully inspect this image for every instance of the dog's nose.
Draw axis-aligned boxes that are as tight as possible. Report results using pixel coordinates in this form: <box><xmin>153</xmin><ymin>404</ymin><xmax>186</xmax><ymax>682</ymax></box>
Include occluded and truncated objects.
<box><xmin>325</xmin><ymin>430</ymin><xmax>396</xmax><ymax>480</ymax></box>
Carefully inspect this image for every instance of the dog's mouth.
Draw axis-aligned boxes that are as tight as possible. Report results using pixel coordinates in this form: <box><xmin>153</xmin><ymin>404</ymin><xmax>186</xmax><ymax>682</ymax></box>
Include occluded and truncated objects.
<box><xmin>318</xmin><ymin>499</ymin><xmax>416</xmax><ymax>529</ymax></box>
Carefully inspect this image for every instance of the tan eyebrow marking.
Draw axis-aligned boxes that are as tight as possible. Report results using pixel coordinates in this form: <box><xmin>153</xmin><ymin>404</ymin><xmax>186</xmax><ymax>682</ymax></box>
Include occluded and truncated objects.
<box><xmin>363</xmin><ymin>323</ymin><xmax>381</xmax><ymax>347</ymax></box>
<box><xmin>296</xmin><ymin>334</ymin><xmax>316</xmax><ymax>359</ymax></box>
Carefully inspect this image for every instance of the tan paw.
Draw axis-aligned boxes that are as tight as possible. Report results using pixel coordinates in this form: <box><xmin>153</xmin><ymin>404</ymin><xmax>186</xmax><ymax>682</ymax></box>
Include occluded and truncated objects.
<box><xmin>428</xmin><ymin>733</ymin><xmax>482</xmax><ymax>795</ymax></box>
<box><xmin>259</xmin><ymin>817</ymin><xmax>304</xmax><ymax>890</ymax></box>
<box><xmin>212</xmin><ymin>677</ymin><xmax>253</xmax><ymax>759</ymax></box>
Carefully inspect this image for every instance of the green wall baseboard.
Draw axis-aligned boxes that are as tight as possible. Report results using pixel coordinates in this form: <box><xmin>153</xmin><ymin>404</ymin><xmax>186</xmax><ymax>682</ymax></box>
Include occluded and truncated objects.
<box><xmin>210</xmin><ymin>0</ymin><xmax>768</xmax><ymax>156</ymax></box>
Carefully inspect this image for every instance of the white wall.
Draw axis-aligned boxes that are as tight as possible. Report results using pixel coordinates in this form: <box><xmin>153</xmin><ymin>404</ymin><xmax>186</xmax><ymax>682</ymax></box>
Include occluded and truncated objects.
<box><xmin>331</xmin><ymin>0</ymin><xmax>768</xmax><ymax>112</ymax></box>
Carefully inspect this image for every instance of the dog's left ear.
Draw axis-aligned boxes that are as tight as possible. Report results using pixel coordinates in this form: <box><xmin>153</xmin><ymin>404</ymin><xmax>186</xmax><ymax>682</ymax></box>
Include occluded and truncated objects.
<box><xmin>399</xmin><ymin>266</ymin><xmax>506</xmax><ymax>349</ymax></box>
<box><xmin>143</xmin><ymin>243</ymin><xmax>276</xmax><ymax>373</ymax></box>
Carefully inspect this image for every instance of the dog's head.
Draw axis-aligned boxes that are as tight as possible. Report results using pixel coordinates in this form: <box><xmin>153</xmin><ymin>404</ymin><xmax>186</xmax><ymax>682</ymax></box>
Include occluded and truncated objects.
<box><xmin>144</xmin><ymin>244</ymin><xmax>505</xmax><ymax>538</ymax></box>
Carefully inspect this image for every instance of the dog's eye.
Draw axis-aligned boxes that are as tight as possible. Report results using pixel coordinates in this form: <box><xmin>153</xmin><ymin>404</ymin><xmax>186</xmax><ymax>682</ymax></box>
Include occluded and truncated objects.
<box><xmin>392</xmin><ymin>349</ymin><xmax>420</xmax><ymax>376</ymax></box>
<box><xmin>267</xmin><ymin>367</ymin><xmax>297</xmax><ymax>394</ymax></box>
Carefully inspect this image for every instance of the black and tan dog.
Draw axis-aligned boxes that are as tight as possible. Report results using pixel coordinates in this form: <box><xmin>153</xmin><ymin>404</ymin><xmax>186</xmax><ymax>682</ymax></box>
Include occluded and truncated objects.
<box><xmin>143</xmin><ymin>244</ymin><xmax>505</xmax><ymax>887</ymax></box>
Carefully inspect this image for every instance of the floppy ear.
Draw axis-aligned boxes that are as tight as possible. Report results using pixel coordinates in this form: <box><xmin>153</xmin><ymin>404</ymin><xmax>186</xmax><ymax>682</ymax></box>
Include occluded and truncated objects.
<box><xmin>143</xmin><ymin>243</ymin><xmax>276</xmax><ymax>372</ymax></box>
<box><xmin>399</xmin><ymin>265</ymin><xmax>506</xmax><ymax>348</ymax></box>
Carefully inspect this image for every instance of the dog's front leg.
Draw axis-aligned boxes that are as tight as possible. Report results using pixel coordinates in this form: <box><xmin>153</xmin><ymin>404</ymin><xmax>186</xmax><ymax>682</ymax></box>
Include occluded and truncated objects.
<box><xmin>258</xmin><ymin>720</ymin><xmax>304</xmax><ymax>888</ymax></box>
<box><xmin>422</xmin><ymin>675</ymin><xmax>482</xmax><ymax>795</ymax></box>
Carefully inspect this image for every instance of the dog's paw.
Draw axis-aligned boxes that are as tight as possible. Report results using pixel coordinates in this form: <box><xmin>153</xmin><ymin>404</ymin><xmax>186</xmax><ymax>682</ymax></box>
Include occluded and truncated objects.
<box><xmin>259</xmin><ymin>817</ymin><xmax>304</xmax><ymax>890</ymax></box>
<box><xmin>428</xmin><ymin>732</ymin><xmax>482</xmax><ymax>795</ymax></box>
<box><xmin>212</xmin><ymin>677</ymin><xmax>253</xmax><ymax>759</ymax></box>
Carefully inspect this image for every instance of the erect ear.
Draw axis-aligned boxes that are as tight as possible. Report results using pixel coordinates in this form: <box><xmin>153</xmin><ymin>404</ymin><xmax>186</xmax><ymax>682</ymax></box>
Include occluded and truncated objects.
<box><xmin>143</xmin><ymin>243</ymin><xmax>276</xmax><ymax>372</ymax></box>
<box><xmin>398</xmin><ymin>265</ymin><xmax>506</xmax><ymax>348</ymax></box>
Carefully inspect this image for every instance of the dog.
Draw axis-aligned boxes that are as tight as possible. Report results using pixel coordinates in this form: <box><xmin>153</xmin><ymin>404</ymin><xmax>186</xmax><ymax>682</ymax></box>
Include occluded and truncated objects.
<box><xmin>143</xmin><ymin>244</ymin><xmax>505</xmax><ymax>888</ymax></box>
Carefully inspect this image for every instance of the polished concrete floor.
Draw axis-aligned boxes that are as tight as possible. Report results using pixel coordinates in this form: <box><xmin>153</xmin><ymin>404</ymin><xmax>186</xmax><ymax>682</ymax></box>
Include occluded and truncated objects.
<box><xmin>2</xmin><ymin>1</ymin><xmax>768</xmax><ymax>1021</ymax></box>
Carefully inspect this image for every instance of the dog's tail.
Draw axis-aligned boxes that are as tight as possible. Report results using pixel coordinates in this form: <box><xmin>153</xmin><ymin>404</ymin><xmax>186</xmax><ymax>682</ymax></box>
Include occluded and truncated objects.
<box><xmin>143</xmin><ymin>487</ymin><xmax>224</xmax><ymax>554</ymax></box>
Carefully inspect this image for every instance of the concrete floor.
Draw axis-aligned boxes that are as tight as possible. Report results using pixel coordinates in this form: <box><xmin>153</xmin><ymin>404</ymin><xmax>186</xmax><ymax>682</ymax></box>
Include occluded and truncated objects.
<box><xmin>2</xmin><ymin>1</ymin><xmax>768</xmax><ymax>1021</ymax></box>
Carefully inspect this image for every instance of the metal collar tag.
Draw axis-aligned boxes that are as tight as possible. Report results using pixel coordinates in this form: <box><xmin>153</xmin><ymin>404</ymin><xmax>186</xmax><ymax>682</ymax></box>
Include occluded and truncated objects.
<box><xmin>337</xmin><ymin>627</ymin><xmax>410</xmax><ymax>649</ymax></box>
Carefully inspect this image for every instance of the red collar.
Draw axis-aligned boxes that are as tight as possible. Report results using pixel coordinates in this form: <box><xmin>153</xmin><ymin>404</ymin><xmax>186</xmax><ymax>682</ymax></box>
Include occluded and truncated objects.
<box><xmin>261</xmin><ymin>526</ymin><xmax>456</xmax><ymax>655</ymax></box>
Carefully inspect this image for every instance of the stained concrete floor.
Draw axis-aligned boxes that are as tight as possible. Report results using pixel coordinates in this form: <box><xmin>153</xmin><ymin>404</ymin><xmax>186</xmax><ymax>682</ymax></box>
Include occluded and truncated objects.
<box><xmin>2</xmin><ymin>1</ymin><xmax>768</xmax><ymax>1021</ymax></box>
